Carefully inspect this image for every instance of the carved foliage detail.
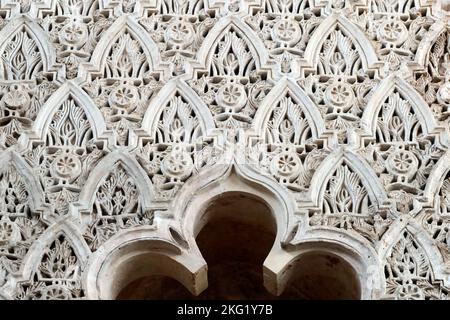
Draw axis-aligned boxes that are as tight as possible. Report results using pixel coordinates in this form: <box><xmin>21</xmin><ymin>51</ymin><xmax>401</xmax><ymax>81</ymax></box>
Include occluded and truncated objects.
<box><xmin>0</xmin><ymin>0</ymin><xmax>449</xmax><ymax>301</ymax></box>
<box><xmin>15</xmin><ymin>235</ymin><xmax>84</xmax><ymax>300</ymax></box>
<box><xmin>1</xmin><ymin>29</ymin><xmax>43</xmax><ymax>81</ymax></box>
<box><xmin>384</xmin><ymin>231</ymin><xmax>449</xmax><ymax>300</ymax></box>
<box><xmin>376</xmin><ymin>92</ymin><xmax>423</xmax><ymax>143</ymax></box>
<box><xmin>189</xmin><ymin>27</ymin><xmax>272</xmax><ymax>134</ymax></box>
<box><xmin>0</xmin><ymin>163</ymin><xmax>46</xmax><ymax>282</ymax></box>
<box><xmin>84</xmin><ymin>163</ymin><xmax>153</xmax><ymax>251</ymax></box>
<box><xmin>23</xmin><ymin>96</ymin><xmax>104</xmax><ymax>216</ymax></box>
<box><xmin>309</xmin><ymin>163</ymin><xmax>392</xmax><ymax>242</ymax></box>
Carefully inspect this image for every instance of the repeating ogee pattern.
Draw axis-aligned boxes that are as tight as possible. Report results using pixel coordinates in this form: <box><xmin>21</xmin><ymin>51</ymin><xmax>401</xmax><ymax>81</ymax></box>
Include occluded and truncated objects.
<box><xmin>0</xmin><ymin>0</ymin><xmax>449</xmax><ymax>300</ymax></box>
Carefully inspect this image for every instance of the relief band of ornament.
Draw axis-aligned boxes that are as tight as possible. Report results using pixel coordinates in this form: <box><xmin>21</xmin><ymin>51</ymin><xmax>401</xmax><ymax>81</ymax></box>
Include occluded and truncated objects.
<box><xmin>1</xmin><ymin>0</ymin><xmax>450</xmax><ymax>300</ymax></box>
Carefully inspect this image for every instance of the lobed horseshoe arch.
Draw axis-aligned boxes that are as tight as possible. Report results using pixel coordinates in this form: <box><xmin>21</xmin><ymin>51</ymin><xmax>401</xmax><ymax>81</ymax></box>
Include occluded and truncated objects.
<box><xmin>166</xmin><ymin>161</ymin><xmax>378</xmax><ymax>299</ymax></box>
<box><xmin>270</xmin><ymin>234</ymin><xmax>383</xmax><ymax>299</ymax></box>
<box><xmin>83</xmin><ymin>229</ymin><xmax>208</xmax><ymax>300</ymax></box>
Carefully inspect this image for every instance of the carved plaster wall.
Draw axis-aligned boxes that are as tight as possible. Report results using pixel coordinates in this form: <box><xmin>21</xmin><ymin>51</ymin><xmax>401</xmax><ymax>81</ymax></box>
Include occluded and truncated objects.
<box><xmin>1</xmin><ymin>0</ymin><xmax>450</xmax><ymax>300</ymax></box>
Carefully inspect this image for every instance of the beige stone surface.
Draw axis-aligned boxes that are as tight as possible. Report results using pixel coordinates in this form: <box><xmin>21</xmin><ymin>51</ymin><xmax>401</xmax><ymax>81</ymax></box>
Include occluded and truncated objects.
<box><xmin>0</xmin><ymin>0</ymin><xmax>450</xmax><ymax>300</ymax></box>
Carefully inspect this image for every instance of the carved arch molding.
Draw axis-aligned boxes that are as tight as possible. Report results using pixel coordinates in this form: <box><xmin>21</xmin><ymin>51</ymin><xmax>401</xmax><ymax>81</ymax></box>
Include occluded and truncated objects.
<box><xmin>2</xmin><ymin>0</ymin><xmax>450</xmax><ymax>300</ymax></box>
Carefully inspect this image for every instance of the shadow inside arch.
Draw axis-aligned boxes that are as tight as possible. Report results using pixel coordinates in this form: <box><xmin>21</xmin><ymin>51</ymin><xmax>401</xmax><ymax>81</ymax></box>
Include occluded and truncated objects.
<box><xmin>193</xmin><ymin>192</ymin><xmax>277</xmax><ymax>299</ymax></box>
<box><xmin>116</xmin><ymin>192</ymin><xmax>277</xmax><ymax>300</ymax></box>
<box><xmin>116</xmin><ymin>192</ymin><xmax>361</xmax><ymax>300</ymax></box>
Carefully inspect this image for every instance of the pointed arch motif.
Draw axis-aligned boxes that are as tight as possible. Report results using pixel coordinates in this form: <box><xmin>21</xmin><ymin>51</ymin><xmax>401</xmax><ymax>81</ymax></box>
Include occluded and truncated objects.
<box><xmin>0</xmin><ymin>151</ymin><xmax>48</xmax><ymax>284</ymax></box>
<box><xmin>414</xmin><ymin>20</ymin><xmax>447</xmax><ymax>72</ymax></box>
<box><xmin>307</xmin><ymin>150</ymin><xmax>392</xmax><ymax>243</ymax></box>
<box><xmin>77</xmin><ymin>150</ymin><xmax>155</xmax><ymax>209</ymax></box>
<box><xmin>0</xmin><ymin>151</ymin><xmax>45</xmax><ymax>209</ymax></box>
<box><xmin>0</xmin><ymin>16</ymin><xmax>56</xmax><ymax>80</ymax></box>
<box><xmin>88</xmin><ymin>15</ymin><xmax>162</xmax><ymax>79</ymax></box>
<box><xmin>361</xmin><ymin>76</ymin><xmax>439</xmax><ymax>141</ymax></box>
<box><xmin>188</xmin><ymin>15</ymin><xmax>275</xmax><ymax>131</ymax></box>
<box><xmin>253</xmin><ymin>78</ymin><xmax>325</xmax><ymax>142</ymax></box>
<box><xmin>248</xmin><ymin>78</ymin><xmax>329</xmax><ymax>194</ymax></box>
<box><xmin>137</xmin><ymin>79</ymin><xmax>221</xmax><ymax>201</ymax></box>
<box><xmin>243</xmin><ymin>0</ymin><xmax>324</xmax><ymax>78</ymax></box>
<box><xmin>31</xmin><ymin>81</ymin><xmax>107</xmax><ymax>143</ymax></box>
<box><xmin>20</xmin><ymin>81</ymin><xmax>107</xmax><ymax>217</ymax></box>
<box><xmin>81</xmin><ymin>15</ymin><xmax>166</xmax><ymax>147</ymax></box>
<box><xmin>0</xmin><ymin>0</ymin><xmax>449</xmax><ymax>301</ymax></box>
<box><xmin>195</xmin><ymin>15</ymin><xmax>272</xmax><ymax>76</ymax></box>
<box><xmin>310</xmin><ymin>151</ymin><xmax>388</xmax><ymax>209</ymax></box>
<box><xmin>297</xmin><ymin>14</ymin><xmax>382</xmax><ymax>137</ymax></box>
<box><xmin>141</xmin><ymin>78</ymin><xmax>216</xmax><ymax>141</ymax></box>
<box><xmin>75</xmin><ymin>151</ymin><xmax>156</xmax><ymax>251</ymax></box>
<box><xmin>15</xmin><ymin>223</ymin><xmax>89</xmax><ymax>300</ymax></box>
<box><xmin>136</xmin><ymin>79</ymin><xmax>222</xmax><ymax>200</ymax></box>
<box><xmin>380</xmin><ymin>223</ymin><xmax>450</xmax><ymax>299</ymax></box>
<box><xmin>303</xmin><ymin>14</ymin><xmax>380</xmax><ymax>75</ymax></box>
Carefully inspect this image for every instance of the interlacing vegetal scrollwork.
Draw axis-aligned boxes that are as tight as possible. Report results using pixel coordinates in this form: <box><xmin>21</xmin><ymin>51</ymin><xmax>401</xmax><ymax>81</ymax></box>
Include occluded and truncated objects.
<box><xmin>249</xmin><ymin>93</ymin><xmax>329</xmax><ymax>193</ymax></box>
<box><xmin>83</xmin><ymin>163</ymin><xmax>153</xmax><ymax>251</ymax></box>
<box><xmin>22</xmin><ymin>96</ymin><xmax>105</xmax><ymax>216</ymax></box>
<box><xmin>360</xmin><ymin>87</ymin><xmax>445</xmax><ymax>212</ymax></box>
<box><xmin>139</xmin><ymin>5</ymin><xmax>217</xmax><ymax>76</ymax></box>
<box><xmin>384</xmin><ymin>230</ymin><xmax>450</xmax><ymax>300</ymax></box>
<box><xmin>246</xmin><ymin>0</ymin><xmax>324</xmax><ymax>74</ymax></box>
<box><xmin>351</xmin><ymin>0</ymin><xmax>433</xmax><ymax>71</ymax></box>
<box><xmin>188</xmin><ymin>24</ymin><xmax>273</xmax><ymax>138</ymax></box>
<box><xmin>0</xmin><ymin>80</ymin><xmax>57</xmax><ymax>148</ymax></box>
<box><xmin>2</xmin><ymin>0</ymin><xmax>450</xmax><ymax>299</ymax></box>
<box><xmin>136</xmin><ymin>90</ymin><xmax>221</xmax><ymax>200</ymax></box>
<box><xmin>0</xmin><ymin>21</ymin><xmax>58</xmax><ymax>149</ymax></box>
<box><xmin>39</xmin><ymin>5</ymin><xmax>113</xmax><ymax>79</ymax></box>
<box><xmin>1</xmin><ymin>30</ymin><xmax>43</xmax><ymax>80</ymax></box>
<box><xmin>15</xmin><ymin>235</ymin><xmax>84</xmax><ymax>299</ymax></box>
<box><xmin>297</xmin><ymin>18</ymin><xmax>380</xmax><ymax>142</ymax></box>
<box><xmin>0</xmin><ymin>162</ymin><xmax>47</xmax><ymax>286</ymax></box>
<box><xmin>308</xmin><ymin>162</ymin><xmax>393</xmax><ymax>242</ymax></box>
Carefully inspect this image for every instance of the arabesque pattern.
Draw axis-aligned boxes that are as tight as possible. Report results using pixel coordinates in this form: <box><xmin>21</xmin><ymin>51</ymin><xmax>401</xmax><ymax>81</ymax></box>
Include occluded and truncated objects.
<box><xmin>1</xmin><ymin>0</ymin><xmax>450</xmax><ymax>300</ymax></box>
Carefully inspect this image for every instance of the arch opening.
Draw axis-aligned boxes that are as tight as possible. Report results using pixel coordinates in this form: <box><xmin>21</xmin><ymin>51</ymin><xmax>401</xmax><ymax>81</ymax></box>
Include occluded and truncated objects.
<box><xmin>280</xmin><ymin>251</ymin><xmax>362</xmax><ymax>300</ymax></box>
<box><xmin>194</xmin><ymin>192</ymin><xmax>277</xmax><ymax>299</ymax></box>
<box><xmin>112</xmin><ymin>252</ymin><xmax>196</xmax><ymax>300</ymax></box>
<box><xmin>113</xmin><ymin>192</ymin><xmax>362</xmax><ymax>300</ymax></box>
<box><xmin>117</xmin><ymin>275</ymin><xmax>193</xmax><ymax>300</ymax></box>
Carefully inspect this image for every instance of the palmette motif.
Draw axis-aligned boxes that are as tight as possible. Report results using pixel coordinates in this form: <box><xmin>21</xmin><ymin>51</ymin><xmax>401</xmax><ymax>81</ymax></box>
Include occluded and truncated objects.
<box><xmin>0</xmin><ymin>0</ymin><xmax>450</xmax><ymax>300</ymax></box>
